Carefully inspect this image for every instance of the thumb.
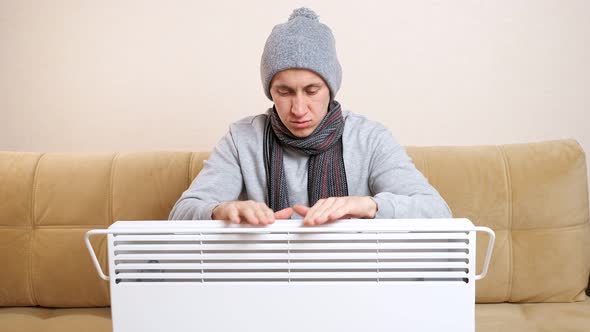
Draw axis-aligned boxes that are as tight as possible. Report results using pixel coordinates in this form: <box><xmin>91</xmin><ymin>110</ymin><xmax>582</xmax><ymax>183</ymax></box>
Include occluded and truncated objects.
<box><xmin>292</xmin><ymin>204</ymin><xmax>309</xmax><ymax>216</ymax></box>
<box><xmin>274</xmin><ymin>207</ymin><xmax>294</xmax><ymax>220</ymax></box>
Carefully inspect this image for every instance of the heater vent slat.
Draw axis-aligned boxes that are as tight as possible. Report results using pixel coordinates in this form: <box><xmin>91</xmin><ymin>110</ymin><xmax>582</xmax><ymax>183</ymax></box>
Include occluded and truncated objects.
<box><xmin>115</xmin><ymin>261</ymin><xmax>469</xmax><ymax>270</ymax></box>
<box><xmin>113</xmin><ymin>252</ymin><xmax>469</xmax><ymax>261</ymax></box>
<box><xmin>114</xmin><ymin>271</ymin><xmax>469</xmax><ymax>280</ymax></box>
<box><xmin>113</xmin><ymin>232</ymin><xmax>469</xmax><ymax>242</ymax></box>
<box><xmin>113</xmin><ymin>242</ymin><xmax>467</xmax><ymax>251</ymax></box>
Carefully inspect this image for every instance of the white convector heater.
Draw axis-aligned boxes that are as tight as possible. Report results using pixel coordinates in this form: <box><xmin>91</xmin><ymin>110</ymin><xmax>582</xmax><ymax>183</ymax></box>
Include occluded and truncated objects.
<box><xmin>85</xmin><ymin>218</ymin><xmax>494</xmax><ymax>332</ymax></box>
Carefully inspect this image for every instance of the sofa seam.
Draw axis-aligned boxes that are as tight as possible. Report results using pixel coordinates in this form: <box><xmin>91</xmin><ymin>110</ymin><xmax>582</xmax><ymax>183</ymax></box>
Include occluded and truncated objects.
<box><xmin>28</xmin><ymin>153</ymin><xmax>44</xmax><ymax>306</ymax></box>
<box><xmin>510</xmin><ymin>222</ymin><xmax>589</xmax><ymax>233</ymax></box>
<box><xmin>107</xmin><ymin>152</ymin><xmax>120</xmax><ymax>286</ymax></box>
<box><xmin>0</xmin><ymin>225</ymin><xmax>33</xmax><ymax>229</ymax></box>
<box><xmin>498</xmin><ymin>145</ymin><xmax>514</xmax><ymax>302</ymax></box>
<box><xmin>108</xmin><ymin>153</ymin><xmax>118</xmax><ymax>228</ymax></box>
<box><xmin>187</xmin><ymin>152</ymin><xmax>196</xmax><ymax>187</ymax></box>
<box><xmin>105</xmin><ymin>153</ymin><xmax>119</xmax><ymax>301</ymax></box>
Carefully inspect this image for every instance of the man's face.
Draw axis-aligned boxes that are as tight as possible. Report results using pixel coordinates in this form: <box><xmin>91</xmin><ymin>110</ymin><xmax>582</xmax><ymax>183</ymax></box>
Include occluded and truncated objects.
<box><xmin>270</xmin><ymin>69</ymin><xmax>331</xmax><ymax>138</ymax></box>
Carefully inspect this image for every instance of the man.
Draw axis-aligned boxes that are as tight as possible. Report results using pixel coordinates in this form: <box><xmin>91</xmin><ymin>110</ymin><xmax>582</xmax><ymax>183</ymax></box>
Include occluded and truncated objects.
<box><xmin>169</xmin><ymin>7</ymin><xmax>451</xmax><ymax>225</ymax></box>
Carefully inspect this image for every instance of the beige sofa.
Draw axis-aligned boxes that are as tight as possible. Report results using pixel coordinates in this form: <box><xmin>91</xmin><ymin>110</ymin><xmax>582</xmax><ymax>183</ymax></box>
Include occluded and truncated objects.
<box><xmin>1</xmin><ymin>139</ymin><xmax>589</xmax><ymax>332</ymax></box>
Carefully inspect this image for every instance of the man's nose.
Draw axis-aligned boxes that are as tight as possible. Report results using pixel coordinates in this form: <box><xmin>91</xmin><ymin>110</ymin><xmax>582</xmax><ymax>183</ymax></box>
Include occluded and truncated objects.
<box><xmin>291</xmin><ymin>94</ymin><xmax>306</xmax><ymax>116</ymax></box>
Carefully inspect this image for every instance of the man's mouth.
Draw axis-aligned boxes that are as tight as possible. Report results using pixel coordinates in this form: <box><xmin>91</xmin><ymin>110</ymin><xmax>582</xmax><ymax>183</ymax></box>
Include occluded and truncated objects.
<box><xmin>290</xmin><ymin>120</ymin><xmax>312</xmax><ymax>129</ymax></box>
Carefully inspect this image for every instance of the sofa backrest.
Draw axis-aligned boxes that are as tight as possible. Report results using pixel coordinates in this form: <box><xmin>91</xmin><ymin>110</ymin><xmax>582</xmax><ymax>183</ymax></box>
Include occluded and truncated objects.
<box><xmin>0</xmin><ymin>140</ymin><xmax>588</xmax><ymax>307</ymax></box>
<box><xmin>406</xmin><ymin>139</ymin><xmax>590</xmax><ymax>303</ymax></box>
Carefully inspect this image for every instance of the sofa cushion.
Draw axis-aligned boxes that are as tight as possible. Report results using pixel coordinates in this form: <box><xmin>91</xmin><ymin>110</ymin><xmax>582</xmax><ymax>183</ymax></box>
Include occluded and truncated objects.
<box><xmin>407</xmin><ymin>139</ymin><xmax>590</xmax><ymax>303</ymax></box>
<box><xmin>0</xmin><ymin>152</ymin><xmax>40</xmax><ymax>306</ymax></box>
<box><xmin>32</xmin><ymin>154</ymin><xmax>113</xmax><ymax>307</ymax></box>
<box><xmin>476</xmin><ymin>296</ymin><xmax>590</xmax><ymax>331</ymax></box>
<box><xmin>0</xmin><ymin>307</ymin><xmax>111</xmax><ymax>332</ymax></box>
<box><xmin>0</xmin><ymin>152</ymin><xmax>207</xmax><ymax>307</ymax></box>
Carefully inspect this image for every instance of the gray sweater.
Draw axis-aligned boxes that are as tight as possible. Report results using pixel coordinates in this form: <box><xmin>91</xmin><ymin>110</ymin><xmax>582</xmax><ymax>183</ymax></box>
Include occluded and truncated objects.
<box><xmin>169</xmin><ymin>110</ymin><xmax>452</xmax><ymax>220</ymax></box>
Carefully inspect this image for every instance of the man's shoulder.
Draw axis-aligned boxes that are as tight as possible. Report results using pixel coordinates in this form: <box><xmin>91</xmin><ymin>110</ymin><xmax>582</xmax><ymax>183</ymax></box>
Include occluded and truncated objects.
<box><xmin>343</xmin><ymin>110</ymin><xmax>390</xmax><ymax>138</ymax></box>
<box><xmin>229</xmin><ymin>110</ymin><xmax>270</xmax><ymax>134</ymax></box>
<box><xmin>232</xmin><ymin>112</ymin><xmax>268</xmax><ymax>127</ymax></box>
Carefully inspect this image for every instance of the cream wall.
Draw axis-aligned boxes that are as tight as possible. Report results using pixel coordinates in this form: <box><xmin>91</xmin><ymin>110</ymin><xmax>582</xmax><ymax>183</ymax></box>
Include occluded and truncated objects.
<box><xmin>1</xmin><ymin>1</ymin><xmax>588</xmax><ymax>158</ymax></box>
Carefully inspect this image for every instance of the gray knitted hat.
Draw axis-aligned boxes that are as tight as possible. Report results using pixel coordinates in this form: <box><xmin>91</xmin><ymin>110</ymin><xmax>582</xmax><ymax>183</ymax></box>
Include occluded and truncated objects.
<box><xmin>260</xmin><ymin>7</ymin><xmax>342</xmax><ymax>101</ymax></box>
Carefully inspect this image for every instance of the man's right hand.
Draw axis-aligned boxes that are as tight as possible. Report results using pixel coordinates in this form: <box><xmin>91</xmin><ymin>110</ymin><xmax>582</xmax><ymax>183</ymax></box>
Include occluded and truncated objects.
<box><xmin>211</xmin><ymin>200</ymin><xmax>294</xmax><ymax>225</ymax></box>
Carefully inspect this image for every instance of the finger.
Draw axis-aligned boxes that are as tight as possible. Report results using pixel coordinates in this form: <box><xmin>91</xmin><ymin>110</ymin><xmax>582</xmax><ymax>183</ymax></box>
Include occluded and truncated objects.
<box><xmin>292</xmin><ymin>205</ymin><xmax>309</xmax><ymax>217</ymax></box>
<box><xmin>227</xmin><ymin>206</ymin><xmax>241</xmax><ymax>224</ymax></box>
<box><xmin>305</xmin><ymin>199</ymin><xmax>328</xmax><ymax>224</ymax></box>
<box><xmin>274</xmin><ymin>207</ymin><xmax>294</xmax><ymax>220</ymax></box>
<box><xmin>254</xmin><ymin>207</ymin><xmax>270</xmax><ymax>225</ymax></box>
<box><xmin>265</xmin><ymin>206</ymin><xmax>276</xmax><ymax>224</ymax></box>
<box><xmin>306</xmin><ymin>198</ymin><xmax>335</xmax><ymax>225</ymax></box>
<box><xmin>258</xmin><ymin>203</ymin><xmax>275</xmax><ymax>224</ymax></box>
<box><xmin>321</xmin><ymin>200</ymin><xmax>349</xmax><ymax>224</ymax></box>
<box><xmin>240</xmin><ymin>207</ymin><xmax>259</xmax><ymax>225</ymax></box>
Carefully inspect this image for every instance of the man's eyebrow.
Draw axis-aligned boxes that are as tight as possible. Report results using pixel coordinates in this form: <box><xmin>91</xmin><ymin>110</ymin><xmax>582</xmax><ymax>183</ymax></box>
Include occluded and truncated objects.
<box><xmin>273</xmin><ymin>84</ymin><xmax>294</xmax><ymax>91</ymax></box>
<box><xmin>273</xmin><ymin>83</ymin><xmax>324</xmax><ymax>90</ymax></box>
<box><xmin>304</xmin><ymin>83</ymin><xmax>324</xmax><ymax>89</ymax></box>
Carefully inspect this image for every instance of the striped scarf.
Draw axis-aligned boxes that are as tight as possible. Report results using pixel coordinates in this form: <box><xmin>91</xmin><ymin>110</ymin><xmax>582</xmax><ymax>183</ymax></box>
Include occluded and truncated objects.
<box><xmin>263</xmin><ymin>100</ymin><xmax>349</xmax><ymax>211</ymax></box>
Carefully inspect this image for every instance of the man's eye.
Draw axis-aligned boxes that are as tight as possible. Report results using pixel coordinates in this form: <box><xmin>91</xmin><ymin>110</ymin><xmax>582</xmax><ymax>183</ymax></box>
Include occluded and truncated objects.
<box><xmin>278</xmin><ymin>90</ymin><xmax>290</xmax><ymax>96</ymax></box>
<box><xmin>307</xmin><ymin>90</ymin><xmax>318</xmax><ymax>95</ymax></box>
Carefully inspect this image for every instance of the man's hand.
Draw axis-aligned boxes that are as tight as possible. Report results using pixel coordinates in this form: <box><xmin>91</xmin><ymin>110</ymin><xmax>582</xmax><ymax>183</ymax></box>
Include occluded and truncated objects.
<box><xmin>212</xmin><ymin>200</ymin><xmax>294</xmax><ymax>225</ymax></box>
<box><xmin>293</xmin><ymin>196</ymin><xmax>377</xmax><ymax>226</ymax></box>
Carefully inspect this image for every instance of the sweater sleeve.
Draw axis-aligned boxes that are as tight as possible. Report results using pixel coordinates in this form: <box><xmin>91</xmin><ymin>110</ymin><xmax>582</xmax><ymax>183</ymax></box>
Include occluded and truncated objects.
<box><xmin>369</xmin><ymin>129</ymin><xmax>452</xmax><ymax>219</ymax></box>
<box><xmin>168</xmin><ymin>129</ymin><xmax>244</xmax><ymax>220</ymax></box>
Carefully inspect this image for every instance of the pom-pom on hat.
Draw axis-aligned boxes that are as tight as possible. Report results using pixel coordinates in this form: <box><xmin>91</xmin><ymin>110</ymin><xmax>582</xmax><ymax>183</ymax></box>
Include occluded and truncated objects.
<box><xmin>260</xmin><ymin>7</ymin><xmax>342</xmax><ymax>101</ymax></box>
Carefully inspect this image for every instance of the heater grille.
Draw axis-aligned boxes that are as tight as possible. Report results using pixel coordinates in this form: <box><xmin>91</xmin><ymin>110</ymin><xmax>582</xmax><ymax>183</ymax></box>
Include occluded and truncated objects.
<box><xmin>85</xmin><ymin>220</ymin><xmax>494</xmax><ymax>332</ymax></box>
<box><xmin>112</xmin><ymin>230</ymin><xmax>471</xmax><ymax>283</ymax></box>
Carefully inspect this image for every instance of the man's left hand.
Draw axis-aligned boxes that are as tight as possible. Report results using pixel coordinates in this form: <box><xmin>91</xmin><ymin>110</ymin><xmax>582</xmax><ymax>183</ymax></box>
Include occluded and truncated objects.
<box><xmin>292</xmin><ymin>196</ymin><xmax>377</xmax><ymax>226</ymax></box>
